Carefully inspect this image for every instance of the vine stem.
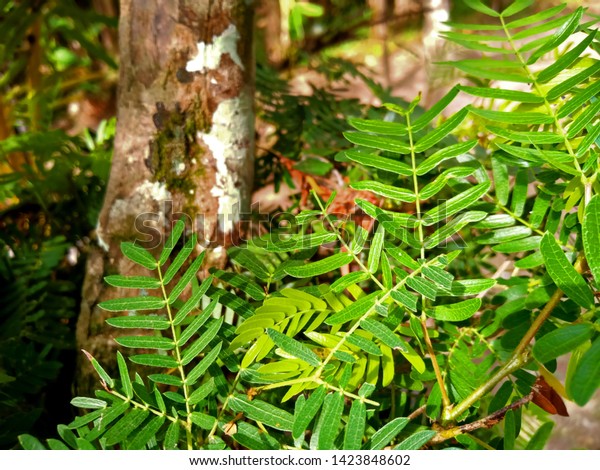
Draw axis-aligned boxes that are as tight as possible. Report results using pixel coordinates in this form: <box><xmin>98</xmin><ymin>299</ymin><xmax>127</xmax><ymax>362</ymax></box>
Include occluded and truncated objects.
<box><xmin>157</xmin><ymin>266</ymin><xmax>194</xmax><ymax>450</ymax></box>
<box><xmin>442</xmin><ymin>253</ymin><xmax>586</xmax><ymax>424</ymax></box>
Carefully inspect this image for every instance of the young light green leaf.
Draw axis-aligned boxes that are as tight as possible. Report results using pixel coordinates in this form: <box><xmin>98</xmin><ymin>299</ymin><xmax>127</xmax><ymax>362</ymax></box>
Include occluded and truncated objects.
<box><xmin>540</xmin><ymin>232</ymin><xmax>594</xmax><ymax>309</ymax></box>
<box><xmin>106</xmin><ymin>316</ymin><xmax>170</xmax><ymax>330</ymax></box>
<box><xmin>583</xmin><ymin>195</ymin><xmax>600</xmax><ymax>285</ymax></box>
<box><xmin>360</xmin><ymin>318</ymin><xmax>409</xmax><ymax>353</ymax></box>
<box><xmin>267</xmin><ymin>328</ymin><xmax>321</xmax><ymax>366</ymax></box>
<box><xmin>427</xmin><ymin>298</ymin><xmax>481</xmax><ymax>322</ymax></box>
<box><xmin>99</xmin><ymin>296</ymin><xmax>166</xmax><ymax>312</ymax></box>
<box><xmin>568</xmin><ymin>338</ymin><xmax>600</xmax><ymax>406</ymax></box>
<box><xmin>344</xmin><ymin>399</ymin><xmax>366</xmax><ymax>450</ymax></box>
<box><xmin>317</xmin><ymin>392</ymin><xmax>344</xmax><ymax>450</ymax></box>
<box><xmin>367</xmin><ymin>417</ymin><xmax>409</xmax><ymax>450</ymax></box>
<box><xmin>285</xmin><ymin>252</ymin><xmax>353</xmax><ymax>278</ymax></box>
<box><xmin>394</xmin><ymin>430</ymin><xmax>437</xmax><ymax>450</ymax></box>
<box><xmin>163</xmin><ymin>234</ymin><xmax>198</xmax><ymax>284</ymax></box>
<box><xmin>292</xmin><ymin>385</ymin><xmax>327</xmax><ymax>439</ymax></box>
<box><xmin>350</xmin><ymin>181</ymin><xmax>416</xmax><ymax>202</ymax></box>
<box><xmin>120</xmin><ymin>242</ymin><xmax>157</xmax><ymax>270</ymax></box>
<box><xmin>104</xmin><ymin>275</ymin><xmax>160</xmax><ymax>289</ymax></box>
<box><xmin>416</xmin><ymin>140</ymin><xmax>477</xmax><ymax>175</ymax></box>
<box><xmin>344</xmin><ymin>150</ymin><xmax>412</xmax><ymax>176</ymax></box>
<box><xmin>159</xmin><ymin>219</ymin><xmax>186</xmax><ymax>266</ymax></box>
<box><xmin>230</xmin><ymin>396</ymin><xmax>294</xmax><ymax>431</ymax></box>
<box><xmin>489</xmin><ymin>126</ymin><xmax>564</xmax><ymax>144</ymax></box>
<box><xmin>423</xmin><ymin>182</ymin><xmax>490</xmax><ymax>226</ymax></box>
<box><xmin>115</xmin><ymin>336</ymin><xmax>175</xmax><ymax>350</ymax></box>
<box><xmin>533</xmin><ymin>324</ymin><xmax>594</xmax><ymax>364</ymax></box>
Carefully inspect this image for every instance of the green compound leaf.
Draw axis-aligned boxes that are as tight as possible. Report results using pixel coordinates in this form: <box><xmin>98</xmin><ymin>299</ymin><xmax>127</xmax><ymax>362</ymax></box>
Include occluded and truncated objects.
<box><xmin>106</xmin><ymin>316</ymin><xmax>170</xmax><ymax>330</ymax></box>
<box><xmin>540</xmin><ymin>232</ymin><xmax>594</xmax><ymax>309</ymax></box>
<box><xmin>159</xmin><ymin>219</ymin><xmax>186</xmax><ymax>266</ymax></box>
<box><xmin>583</xmin><ymin>195</ymin><xmax>600</xmax><ymax>286</ymax></box>
<box><xmin>343</xmin><ymin>132</ymin><xmax>411</xmax><ymax>154</ymax></box>
<box><xmin>267</xmin><ymin>328</ymin><xmax>321</xmax><ymax>367</ymax></box>
<box><xmin>344</xmin><ymin>399</ymin><xmax>366</xmax><ymax>450</ymax></box>
<box><xmin>317</xmin><ymin>392</ymin><xmax>344</xmax><ymax>450</ymax></box>
<box><xmin>104</xmin><ymin>275</ymin><xmax>161</xmax><ymax>289</ymax></box>
<box><xmin>427</xmin><ymin>298</ymin><xmax>481</xmax><ymax>322</ymax></box>
<box><xmin>423</xmin><ymin>182</ymin><xmax>490</xmax><ymax>226</ymax></box>
<box><xmin>416</xmin><ymin>140</ymin><xmax>477</xmax><ymax>175</ymax></box>
<box><xmin>360</xmin><ymin>318</ymin><xmax>409</xmax><ymax>353</ymax></box>
<box><xmin>230</xmin><ymin>396</ymin><xmax>294</xmax><ymax>431</ymax></box>
<box><xmin>348</xmin><ymin>118</ymin><xmax>407</xmax><ymax>135</ymax></box>
<box><xmin>70</xmin><ymin>397</ymin><xmax>107</xmax><ymax>409</ymax></box>
<box><xmin>344</xmin><ymin>150</ymin><xmax>412</xmax><ymax>176</ymax></box>
<box><xmin>394</xmin><ymin>430</ymin><xmax>437</xmax><ymax>450</ymax></box>
<box><xmin>292</xmin><ymin>385</ymin><xmax>327</xmax><ymax>440</ymax></box>
<box><xmin>326</xmin><ymin>292</ymin><xmax>380</xmax><ymax>325</ymax></box>
<box><xmin>99</xmin><ymin>296</ymin><xmax>166</xmax><ymax>312</ymax></box>
<box><xmin>114</xmin><ymin>336</ymin><xmax>175</xmax><ymax>350</ymax></box>
<box><xmin>120</xmin><ymin>242</ymin><xmax>157</xmax><ymax>270</ymax></box>
<box><xmin>103</xmin><ymin>408</ymin><xmax>149</xmax><ymax>447</ymax></box>
<box><xmin>568</xmin><ymin>338</ymin><xmax>600</xmax><ymax>406</ymax></box>
<box><xmin>533</xmin><ymin>324</ymin><xmax>594</xmax><ymax>364</ymax></box>
<box><xmin>163</xmin><ymin>234</ymin><xmax>198</xmax><ymax>285</ymax></box>
<box><xmin>116</xmin><ymin>351</ymin><xmax>133</xmax><ymax>399</ymax></box>
<box><xmin>168</xmin><ymin>251</ymin><xmax>205</xmax><ymax>304</ymax></box>
<box><xmin>457</xmin><ymin>85</ymin><xmax>543</xmax><ymax>103</ymax></box>
<box><xmin>366</xmin><ymin>417</ymin><xmax>409</xmax><ymax>450</ymax></box>
<box><xmin>285</xmin><ymin>252</ymin><xmax>353</xmax><ymax>278</ymax></box>
<box><xmin>350</xmin><ymin>181</ymin><xmax>416</xmax><ymax>202</ymax></box>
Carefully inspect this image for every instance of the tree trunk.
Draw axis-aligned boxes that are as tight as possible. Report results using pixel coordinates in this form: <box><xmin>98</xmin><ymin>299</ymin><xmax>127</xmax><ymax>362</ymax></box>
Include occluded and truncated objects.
<box><xmin>76</xmin><ymin>0</ymin><xmax>254</xmax><ymax>395</ymax></box>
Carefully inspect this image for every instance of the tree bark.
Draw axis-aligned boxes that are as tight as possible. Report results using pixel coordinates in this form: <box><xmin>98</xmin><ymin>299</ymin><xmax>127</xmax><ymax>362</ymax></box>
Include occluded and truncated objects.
<box><xmin>76</xmin><ymin>0</ymin><xmax>254</xmax><ymax>395</ymax></box>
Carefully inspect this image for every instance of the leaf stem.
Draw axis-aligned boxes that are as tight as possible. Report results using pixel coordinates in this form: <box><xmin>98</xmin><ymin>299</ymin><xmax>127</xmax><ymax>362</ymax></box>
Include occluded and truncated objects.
<box><xmin>157</xmin><ymin>265</ymin><xmax>194</xmax><ymax>450</ymax></box>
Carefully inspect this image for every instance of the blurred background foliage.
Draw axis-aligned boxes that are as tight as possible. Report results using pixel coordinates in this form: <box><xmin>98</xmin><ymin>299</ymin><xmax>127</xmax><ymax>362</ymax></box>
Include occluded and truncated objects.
<box><xmin>0</xmin><ymin>0</ymin><xmax>597</xmax><ymax>449</ymax></box>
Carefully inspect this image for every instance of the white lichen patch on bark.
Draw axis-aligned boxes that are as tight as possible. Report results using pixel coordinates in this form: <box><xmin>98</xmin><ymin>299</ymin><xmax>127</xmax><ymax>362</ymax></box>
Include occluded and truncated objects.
<box><xmin>198</xmin><ymin>94</ymin><xmax>253</xmax><ymax>234</ymax></box>
<box><xmin>186</xmin><ymin>24</ymin><xmax>244</xmax><ymax>73</ymax></box>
